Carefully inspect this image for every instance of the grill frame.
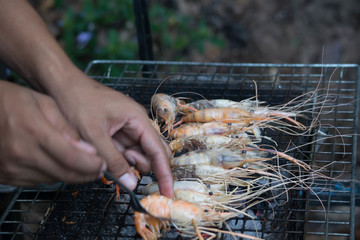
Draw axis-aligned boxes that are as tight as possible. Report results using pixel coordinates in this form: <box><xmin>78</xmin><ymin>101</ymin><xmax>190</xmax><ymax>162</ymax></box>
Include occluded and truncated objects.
<box><xmin>1</xmin><ymin>60</ymin><xmax>358</xmax><ymax>240</ymax></box>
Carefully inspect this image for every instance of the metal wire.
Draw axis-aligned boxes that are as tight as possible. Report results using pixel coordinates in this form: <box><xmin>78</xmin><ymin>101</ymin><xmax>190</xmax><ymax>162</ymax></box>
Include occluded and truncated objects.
<box><xmin>1</xmin><ymin>61</ymin><xmax>358</xmax><ymax>240</ymax></box>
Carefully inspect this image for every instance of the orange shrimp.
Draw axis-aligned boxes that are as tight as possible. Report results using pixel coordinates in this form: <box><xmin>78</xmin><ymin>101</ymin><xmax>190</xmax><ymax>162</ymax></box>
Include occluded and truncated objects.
<box><xmin>141</xmin><ymin>180</ymin><xmax>225</xmax><ymax>196</ymax></box>
<box><xmin>169</xmin><ymin>134</ymin><xmax>255</xmax><ymax>153</ymax></box>
<box><xmin>134</xmin><ymin>195</ymin><xmax>235</xmax><ymax>240</ymax></box>
<box><xmin>170</xmin><ymin>148</ymin><xmax>270</xmax><ymax>169</ymax></box>
<box><xmin>179</xmin><ymin>99</ymin><xmax>259</xmax><ymax>114</ymax></box>
<box><xmin>151</xmin><ymin>94</ymin><xmax>197</xmax><ymax>134</ymax></box>
<box><xmin>184</xmin><ymin>107</ymin><xmax>251</xmax><ymax>123</ymax></box>
<box><xmin>170</xmin><ymin>122</ymin><xmax>259</xmax><ymax>139</ymax></box>
<box><xmin>151</xmin><ymin>94</ymin><xmax>180</xmax><ymax>133</ymax></box>
<box><xmin>183</xmin><ymin>107</ymin><xmax>305</xmax><ymax>130</ymax></box>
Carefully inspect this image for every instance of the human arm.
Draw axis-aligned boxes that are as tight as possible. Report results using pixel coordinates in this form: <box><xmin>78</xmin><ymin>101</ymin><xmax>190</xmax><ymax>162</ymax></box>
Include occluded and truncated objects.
<box><xmin>0</xmin><ymin>0</ymin><xmax>173</xmax><ymax>196</ymax></box>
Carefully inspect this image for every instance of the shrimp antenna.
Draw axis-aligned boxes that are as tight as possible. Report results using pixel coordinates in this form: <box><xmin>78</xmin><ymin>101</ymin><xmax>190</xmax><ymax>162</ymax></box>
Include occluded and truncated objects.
<box><xmin>171</xmin><ymin>91</ymin><xmax>208</xmax><ymax>101</ymax></box>
<box><xmin>252</xmin><ymin>80</ymin><xmax>259</xmax><ymax>109</ymax></box>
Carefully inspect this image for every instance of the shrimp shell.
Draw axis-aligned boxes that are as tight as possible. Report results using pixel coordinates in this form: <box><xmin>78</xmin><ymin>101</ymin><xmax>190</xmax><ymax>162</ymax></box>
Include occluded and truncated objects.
<box><xmin>141</xmin><ymin>180</ymin><xmax>225</xmax><ymax>196</ymax></box>
<box><xmin>169</xmin><ymin>134</ymin><xmax>254</xmax><ymax>153</ymax></box>
<box><xmin>183</xmin><ymin>107</ymin><xmax>252</xmax><ymax>123</ymax></box>
<box><xmin>170</xmin><ymin>122</ymin><xmax>258</xmax><ymax>139</ymax></box>
<box><xmin>151</xmin><ymin>94</ymin><xmax>180</xmax><ymax>132</ymax></box>
<box><xmin>170</xmin><ymin>148</ymin><xmax>270</xmax><ymax>168</ymax></box>
<box><xmin>173</xmin><ymin>164</ymin><xmax>271</xmax><ymax>186</ymax></box>
<box><xmin>134</xmin><ymin>195</ymin><xmax>234</xmax><ymax>239</ymax></box>
<box><xmin>179</xmin><ymin>98</ymin><xmax>266</xmax><ymax>114</ymax></box>
<box><xmin>183</xmin><ymin>107</ymin><xmax>305</xmax><ymax>130</ymax></box>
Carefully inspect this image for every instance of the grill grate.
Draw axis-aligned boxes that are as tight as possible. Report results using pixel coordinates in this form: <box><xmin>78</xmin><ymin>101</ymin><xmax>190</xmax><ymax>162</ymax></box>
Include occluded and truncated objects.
<box><xmin>1</xmin><ymin>61</ymin><xmax>358</xmax><ymax>240</ymax></box>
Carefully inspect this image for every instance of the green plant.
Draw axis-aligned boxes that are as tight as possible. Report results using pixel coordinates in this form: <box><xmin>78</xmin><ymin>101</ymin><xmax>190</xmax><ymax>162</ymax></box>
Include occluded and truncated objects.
<box><xmin>149</xmin><ymin>3</ymin><xmax>225</xmax><ymax>60</ymax></box>
<box><xmin>55</xmin><ymin>0</ymin><xmax>137</xmax><ymax>70</ymax></box>
<box><xmin>53</xmin><ymin>1</ymin><xmax>225</xmax><ymax>71</ymax></box>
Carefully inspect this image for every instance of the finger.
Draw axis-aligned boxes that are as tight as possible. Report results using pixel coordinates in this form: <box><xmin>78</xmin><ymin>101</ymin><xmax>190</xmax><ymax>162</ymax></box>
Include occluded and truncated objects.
<box><xmin>113</xmin><ymin>138</ymin><xmax>151</xmax><ymax>173</ymax></box>
<box><xmin>124</xmin><ymin>147</ymin><xmax>151</xmax><ymax>173</ymax></box>
<box><xmin>36</xmin><ymin>117</ymin><xmax>105</xmax><ymax>178</ymax></box>
<box><xmin>1</xmin><ymin>162</ymin><xmax>55</xmax><ymax>186</ymax></box>
<box><xmin>39</xmin><ymin>149</ymin><xmax>106</xmax><ymax>184</ymax></box>
<box><xmin>125</xmin><ymin>119</ymin><xmax>174</xmax><ymax>198</ymax></box>
<box><xmin>112</xmin><ymin>138</ymin><xmax>125</xmax><ymax>153</ymax></box>
<box><xmin>14</xmin><ymin>138</ymin><xmax>103</xmax><ymax>184</ymax></box>
<box><xmin>36</xmin><ymin>94</ymin><xmax>80</xmax><ymax>141</ymax></box>
<box><xmin>160</xmin><ymin>138</ymin><xmax>172</xmax><ymax>158</ymax></box>
<box><xmin>86</xmin><ymin>129</ymin><xmax>137</xmax><ymax>189</ymax></box>
<box><xmin>112</xmin><ymin>131</ymin><xmax>137</xmax><ymax>148</ymax></box>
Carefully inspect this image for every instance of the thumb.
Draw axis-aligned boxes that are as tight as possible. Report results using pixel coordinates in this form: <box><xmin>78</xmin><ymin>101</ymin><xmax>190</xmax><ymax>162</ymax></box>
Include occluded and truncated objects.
<box><xmin>89</xmin><ymin>131</ymin><xmax>137</xmax><ymax>190</ymax></box>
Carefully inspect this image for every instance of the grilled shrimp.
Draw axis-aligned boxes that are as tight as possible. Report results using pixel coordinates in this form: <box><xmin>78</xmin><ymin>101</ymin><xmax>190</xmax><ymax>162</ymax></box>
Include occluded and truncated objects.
<box><xmin>134</xmin><ymin>195</ymin><xmax>235</xmax><ymax>240</ymax></box>
<box><xmin>141</xmin><ymin>181</ymin><xmax>246</xmax><ymax>214</ymax></box>
<box><xmin>170</xmin><ymin>122</ymin><xmax>261</xmax><ymax>139</ymax></box>
<box><xmin>169</xmin><ymin>134</ymin><xmax>255</xmax><ymax>153</ymax></box>
<box><xmin>170</xmin><ymin>148</ymin><xmax>270</xmax><ymax>169</ymax></box>
<box><xmin>171</xmin><ymin>147</ymin><xmax>310</xmax><ymax>171</ymax></box>
<box><xmin>183</xmin><ymin>107</ymin><xmax>305</xmax><ymax>130</ymax></box>
<box><xmin>151</xmin><ymin>94</ymin><xmax>180</xmax><ymax>133</ymax></box>
<box><xmin>173</xmin><ymin>165</ymin><xmax>274</xmax><ymax>186</ymax></box>
<box><xmin>151</xmin><ymin>93</ymin><xmax>198</xmax><ymax>134</ymax></box>
<box><xmin>141</xmin><ymin>180</ymin><xmax>225</xmax><ymax>196</ymax></box>
<box><xmin>180</xmin><ymin>99</ymin><xmax>262</xmax><ymax>113</ymax></box>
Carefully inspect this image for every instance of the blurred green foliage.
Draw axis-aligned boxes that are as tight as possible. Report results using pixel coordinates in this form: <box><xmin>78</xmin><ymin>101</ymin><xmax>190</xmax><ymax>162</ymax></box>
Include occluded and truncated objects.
<box><xmin>53</xmin><ymin>0</ymin><xmax>225</xmax><ymax>70</ymax></box>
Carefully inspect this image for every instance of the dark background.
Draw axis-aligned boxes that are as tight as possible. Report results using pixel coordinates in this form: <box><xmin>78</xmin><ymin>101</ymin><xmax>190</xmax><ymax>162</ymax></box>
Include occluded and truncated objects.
<box><xmin>32</xmin><ymin>0</ymin><xmax>360</xmax><ymax>69</ymax></box>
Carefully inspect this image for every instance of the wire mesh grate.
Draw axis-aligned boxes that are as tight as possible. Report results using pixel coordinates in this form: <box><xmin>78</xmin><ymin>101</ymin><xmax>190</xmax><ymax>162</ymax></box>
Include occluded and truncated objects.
<box><xmin>0</xmin><ymin>61</ymin><xmax>358</xmax><ymax>240</ymax></box>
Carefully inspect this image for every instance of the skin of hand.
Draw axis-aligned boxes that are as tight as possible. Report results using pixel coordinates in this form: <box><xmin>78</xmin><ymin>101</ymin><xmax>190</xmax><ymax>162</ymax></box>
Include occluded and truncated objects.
<box><xmin>0</xmin><ymin>0</ymin><xmax>174</xmax><ymax>197</ymax></box>
<box><xmin>49</xmin><ymin>69</ymin><xmax>174</xmax><ymax>196</ymax></box>
<box><xmin>0</xmin><ymin>80</ymin><xmax>106</xmax><ymax>186</ymax></box>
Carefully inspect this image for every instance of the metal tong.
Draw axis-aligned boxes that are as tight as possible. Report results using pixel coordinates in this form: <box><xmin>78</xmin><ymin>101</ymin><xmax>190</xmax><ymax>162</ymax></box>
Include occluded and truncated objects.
<box><xmin>104</xmin><ymin>171</ymin><xmax>149</xmax><ymax>214</ymax></box>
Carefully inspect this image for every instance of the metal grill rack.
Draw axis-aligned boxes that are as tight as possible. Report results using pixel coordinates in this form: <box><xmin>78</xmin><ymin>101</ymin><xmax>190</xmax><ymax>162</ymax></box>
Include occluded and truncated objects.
<box><xmin>0</xmin><ymin>61</ymin><xmax>358</xmax><ymax>240</ymax></box>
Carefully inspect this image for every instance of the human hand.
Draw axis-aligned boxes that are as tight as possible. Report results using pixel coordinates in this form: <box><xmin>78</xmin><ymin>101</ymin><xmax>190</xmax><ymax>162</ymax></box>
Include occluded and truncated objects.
<box><xmin>0</xmin><ymin>81</ymin><xmax>106</xmax><ymax>186</ymax></box>
<box><xmin>49</xmin><ymin>71</ymin><xmax>174</xmax><ymax>198</ymax></box>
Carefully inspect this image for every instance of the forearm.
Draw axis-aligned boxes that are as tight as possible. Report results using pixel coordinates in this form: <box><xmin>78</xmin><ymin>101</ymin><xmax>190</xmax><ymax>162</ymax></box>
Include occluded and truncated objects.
<box><xmin>0</xmin><ymin>0</ymin><xmax>81</xmax><ymax>93</ymax></box>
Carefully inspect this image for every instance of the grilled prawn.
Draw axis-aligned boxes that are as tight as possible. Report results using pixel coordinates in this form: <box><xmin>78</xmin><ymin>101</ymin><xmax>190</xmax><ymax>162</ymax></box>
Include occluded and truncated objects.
<box><xmin>169</xmin><ymin>134</ymin><xmax>256</xmax><ymax>153</ymax></box>
<box><xmin>151</xmin><ymin>94</ymin><xmax>197</xmax><ymax>133</ymax></box>
<box><xmin>183</xmin><ymin>107</ymin><xmax>305</xmax><ymax>130</ymax></box>
<box><xmin>179</xmin><ymin>99</ymin><xmax>262</xmax><ymax>113</ymax></box>
<box><xmin>134</xmin><ymin>195</ymin><xmax>236</xmax><ymax>240</ymax></box>
<box><xmin>151</xmin><ymin>94</ymin><xmax>180</xmax><ymax>133</ymax></box>
<box><xmin>170</xmin><ymin>148</ymin><xmax>270</xmax><ymax>168</ymax></box>
<box><xmin>141</xmin><ymin>180</ymin><xmax>225</xmax><ymax>196</ymax></box>
<box><xmin>171</xmin><ymin>148</ymin><xmax>311</xmax><ymax>171</ymax></box>
<box><xmin>170</xmin><ymin>122</ymin><xmax>262</xmax><ymax>139</ymax></box>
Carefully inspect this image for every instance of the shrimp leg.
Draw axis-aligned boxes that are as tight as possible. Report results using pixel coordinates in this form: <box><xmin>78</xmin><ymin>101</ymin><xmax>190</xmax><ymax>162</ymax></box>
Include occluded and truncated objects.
<box><xmin>101</xmin><ymin>177</ymin><xmax>121</xmax><ymax>202</ymax></box>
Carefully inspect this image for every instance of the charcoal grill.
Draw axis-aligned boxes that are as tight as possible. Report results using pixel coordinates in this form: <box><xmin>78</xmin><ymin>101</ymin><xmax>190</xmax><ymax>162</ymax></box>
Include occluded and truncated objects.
<box><xmin>0</xmin><ymin>61</ymin><xmax>358</xmax><ymax>240</ymax></box>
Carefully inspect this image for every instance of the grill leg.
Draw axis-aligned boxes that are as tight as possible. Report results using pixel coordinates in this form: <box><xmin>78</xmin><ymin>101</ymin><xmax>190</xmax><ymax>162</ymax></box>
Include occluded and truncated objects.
<box><xmin>133</xmin><ymin>0</ymin><xmax>156</xmax><ymax>78</ymax></box>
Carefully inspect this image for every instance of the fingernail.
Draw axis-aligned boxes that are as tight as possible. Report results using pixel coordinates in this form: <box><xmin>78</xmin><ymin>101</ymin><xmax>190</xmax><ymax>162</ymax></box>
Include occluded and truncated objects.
<box><xmin>75</xmin><ymin>140</ymin><xmax>97</xmax><ymax>154</ymax></box>
<box><xmin>125</xmin><ymin>154</ymin><xmax>136</xmax><ymax>166</ymax></box>
<box><xmin>112</xmin><ymin>139</ymin><xmax>125</xmax><ymax>153</ymax></box>
<box><xmin>97</xmin><ymin>162</ymin><xmax>107</xmax><ymax>178</ymax></box>
<box><xmin>118</xmin><ymin>173</ymin><xmax>137</xmax><ymax>190</ymax></box>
